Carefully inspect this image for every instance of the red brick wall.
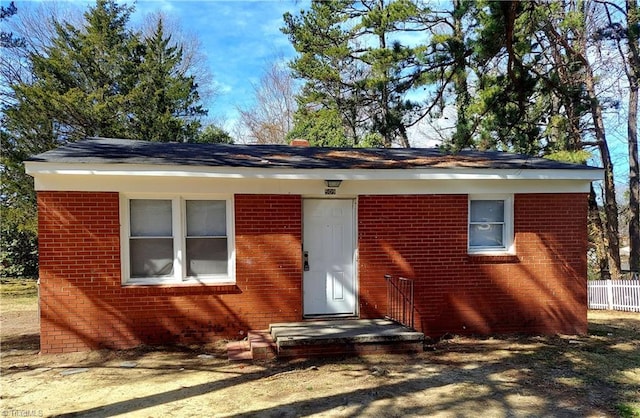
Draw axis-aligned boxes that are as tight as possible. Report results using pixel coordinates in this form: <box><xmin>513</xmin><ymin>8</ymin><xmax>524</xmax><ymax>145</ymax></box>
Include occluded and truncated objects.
<box><xmin>39</xmin><ymin>190</ymin><xmax>587</xmax><ymax>353</ymax></box>
<box><xmin>234</xmin><ymin>194</ymin><xmax>303</xmax><ymax>326</ymax></box>
<box><xmin>358</xmin><ymin>193</ymin><xmax>589</xmax><ymax>337</ymax></box>
<box><xmin>38</xmin><ymin>192</ymin><xmax>302</xmax><ymax>353</ymax></box>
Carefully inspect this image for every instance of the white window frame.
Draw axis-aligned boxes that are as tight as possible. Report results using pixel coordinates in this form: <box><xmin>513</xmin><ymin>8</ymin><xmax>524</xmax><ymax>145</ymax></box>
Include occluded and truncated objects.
<box><xmin>468</xmin><ymin>194</ymin><xmax>514</xmax><ymax>255</ymax></box>
<box><xmin>120</xmin><ymin>193</ymin><xmax>235</xmax><ymax>285</ymax></box>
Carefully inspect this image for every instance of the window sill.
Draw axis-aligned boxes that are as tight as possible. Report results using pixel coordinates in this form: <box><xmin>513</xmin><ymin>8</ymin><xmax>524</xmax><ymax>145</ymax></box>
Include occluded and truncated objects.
<box><xmin>468</xmin><ymin>250</ymin><xmax>514</xmax><ymax>256</ymax></box>
<box><xmin>468</xmin><ymin>253</ymin><xmax>519</xmax><ymax>264</ymax></box>
<box><xmin>122</xmin><ymin>280</ymin><xmax>237</xmax><ymax>288</ymax></box>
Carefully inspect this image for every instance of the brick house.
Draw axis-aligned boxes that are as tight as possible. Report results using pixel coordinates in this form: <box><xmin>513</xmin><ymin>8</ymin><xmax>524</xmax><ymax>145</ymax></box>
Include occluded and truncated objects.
<box><xmin>25</xmin><ymin>137</ymin><xmax>602</xmax><ymax>353</ymax></box>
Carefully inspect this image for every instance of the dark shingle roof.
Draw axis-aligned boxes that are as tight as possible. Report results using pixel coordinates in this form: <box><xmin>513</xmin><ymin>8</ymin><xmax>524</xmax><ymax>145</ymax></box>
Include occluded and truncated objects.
<box><xmin>27</xmin><ymin>137</ymin><xmax>601</xmax><ymax>171</ymax></box>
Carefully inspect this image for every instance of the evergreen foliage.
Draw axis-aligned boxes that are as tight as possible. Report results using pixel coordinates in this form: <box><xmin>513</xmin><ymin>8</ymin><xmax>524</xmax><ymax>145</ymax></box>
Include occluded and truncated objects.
<box><xmin>193</xmin><ymin>124</ymin><xmax>234</xmax><ymax>144</ymax></box>
<box><xmin>282</xmin><ymin>0</ymin><xmax>426</xmax><ymax>147</ymax></box>
<box><xmin>128</xmin><ymin>18</ymin><xmax>205</xmax><ymax>142</ymax></box>
<box><xmin>5</xmin><ymin>0</ymin><xmax>206</xmax><ymax>145</ymax></box>
<box><xmin>0</xmin><ymin>1</ymin><xmax>24</xmax><ymax>48</ymax></box>
<box><xmin>0</xmin><ymin>0</ymin><xmax>211</xmax><ymax>277</ymax></box>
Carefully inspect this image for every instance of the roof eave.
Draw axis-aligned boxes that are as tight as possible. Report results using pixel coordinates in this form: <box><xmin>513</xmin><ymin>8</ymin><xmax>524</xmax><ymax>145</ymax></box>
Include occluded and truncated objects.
<box><xmin>24</xmin><ymin>161</ymin><xmax>605</xmax><ymax>181</ymax></box>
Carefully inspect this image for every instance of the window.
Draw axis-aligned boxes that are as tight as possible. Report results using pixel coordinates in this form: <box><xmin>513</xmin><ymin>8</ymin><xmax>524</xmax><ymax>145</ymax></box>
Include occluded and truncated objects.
<box><xmin>185</xmin><ymin>200</ymin><xmax>228</xmax><ymax>277</ymax></box>
<box><xmin>129</xmin><ymin>199</ymin><xmax>174</xmax><ymax>278</ymax></box>
<box><xmin>468</xmin><ymin>195</ymin><xmax>514</xmax><ymax>254</ymax></box>
<box><xmin>122</xmin><ymin>195</ymin><xmax>234</xmax><ymax>284</ymax></box>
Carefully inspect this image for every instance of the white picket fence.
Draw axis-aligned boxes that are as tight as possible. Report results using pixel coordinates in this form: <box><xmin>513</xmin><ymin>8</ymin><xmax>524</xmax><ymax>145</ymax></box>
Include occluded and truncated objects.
<box><xmin>588</xmin><ymin>279</ymin><xmax>640</xmax><ymax>312</ymax></box>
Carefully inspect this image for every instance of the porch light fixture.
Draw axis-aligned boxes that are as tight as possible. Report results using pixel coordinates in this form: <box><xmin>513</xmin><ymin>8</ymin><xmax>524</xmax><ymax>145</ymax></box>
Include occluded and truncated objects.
<box><xmin>325</xmin><ymin>180</ymin><xmax>342</xmax><ymax>188</ymax></box>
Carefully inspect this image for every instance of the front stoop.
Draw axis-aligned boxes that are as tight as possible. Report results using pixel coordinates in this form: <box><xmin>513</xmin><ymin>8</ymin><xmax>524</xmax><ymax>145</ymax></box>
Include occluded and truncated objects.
<box><xmin>226</xmin><ymin>330</ymin><xmax>276</xmax><ymax>361</ymax></box>
<box><xmin>227</xmin><ymin>319</ymin><xmax>424</xmax><ymax>361</ymax></box>
<box><xmin>271</xmin><ymin>319</ymin><xmax>424</xmax><ymax>359</ymax></box>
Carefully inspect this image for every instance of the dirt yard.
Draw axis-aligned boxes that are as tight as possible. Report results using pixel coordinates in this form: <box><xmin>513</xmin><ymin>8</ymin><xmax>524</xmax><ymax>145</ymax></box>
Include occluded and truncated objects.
<box><xmin>1</xmin><ymin>279</ymin><xmax>639</xmax><ymax>417</ymax></box>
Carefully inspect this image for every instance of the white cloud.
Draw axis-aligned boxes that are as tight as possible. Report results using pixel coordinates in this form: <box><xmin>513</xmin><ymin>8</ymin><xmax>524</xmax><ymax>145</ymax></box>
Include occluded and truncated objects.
<box><xmin>212</xmin><ymin>80</ymin><xmax>233</xmax><ymax>94</ymax></box>
<box><xmin>133</xmin><ymin>0</ymin><xmax>176</xmax><ymax>14</ymax></box>
<box><xmin>407</xmin><ymin>106</ymin><xmax>456</xmax><ymax>148</ymax></box>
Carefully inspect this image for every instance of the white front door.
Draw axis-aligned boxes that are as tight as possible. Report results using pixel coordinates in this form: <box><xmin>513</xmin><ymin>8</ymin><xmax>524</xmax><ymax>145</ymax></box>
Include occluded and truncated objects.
<box><xmin>303</xmin><ymin>199</ymin><xmax>356</xmax><ymax>316</ymax></box>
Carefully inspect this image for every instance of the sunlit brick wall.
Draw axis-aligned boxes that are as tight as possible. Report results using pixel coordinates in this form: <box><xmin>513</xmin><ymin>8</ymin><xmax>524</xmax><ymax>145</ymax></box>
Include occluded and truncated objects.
<box><xmin>234</xmin><ymin>194</ymin><xmax>303</xmax><ymax>328</ymax></box>
<box><xmin>37</xmin><ymin>190</ymin><xmax>587</xmax><ymax>353</ymax></box>
<box><xmin>358</xmin><ymin>193</ymin><xmax>589</xmax><ymax>337</ymax></box>
<box><xmin>37</xmin><ymin>192</ymin><xmax>302</xmax><ymax>353</ymax></box>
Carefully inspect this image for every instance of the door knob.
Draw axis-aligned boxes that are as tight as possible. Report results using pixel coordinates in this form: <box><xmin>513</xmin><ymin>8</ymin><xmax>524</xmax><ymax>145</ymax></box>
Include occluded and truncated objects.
<box><xmin>303</xmin><ymin>251</ymin><xmax>310</xmax><ymax>271</ymax></box>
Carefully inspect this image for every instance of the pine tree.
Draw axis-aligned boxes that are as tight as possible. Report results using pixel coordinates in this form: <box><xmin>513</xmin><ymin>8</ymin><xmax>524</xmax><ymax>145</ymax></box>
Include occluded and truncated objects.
<box><xmin>128</xmin><ymin>18</ymin><xmax>205</xmax><ymax>142</ymax></box>
<box><xmin>283</xmin><ymin>0</ymin><xmax>426</xmax><ymax>147</ymax></box>
<box><xmin>1</xmin><ymin>0</ymin><xmax>209</xmax><ymax>277</ymax></box>
<box><xmin>5</xmin><ymin>0</ymin><xmax>138</xmax><ymax>143</ymax></box>
<box><xmin>0</xmin><ymin>1</ymin><xmax>24</xmax><ymax>48</ymax></box>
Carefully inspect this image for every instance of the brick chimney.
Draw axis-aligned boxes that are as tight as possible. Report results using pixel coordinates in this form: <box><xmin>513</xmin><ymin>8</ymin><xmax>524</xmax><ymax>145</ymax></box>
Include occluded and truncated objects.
<box><xmin>290</xmin><ymin>139</ymin><xmax>310</xmax><ymax>147</ymax></box>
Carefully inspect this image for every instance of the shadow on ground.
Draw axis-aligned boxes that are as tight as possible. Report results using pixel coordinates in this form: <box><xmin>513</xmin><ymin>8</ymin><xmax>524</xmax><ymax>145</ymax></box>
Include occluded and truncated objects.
<box><xmin>1</xmin><ymin>312</ymin><xmax>638</xmax><ymax>417</ymax></box>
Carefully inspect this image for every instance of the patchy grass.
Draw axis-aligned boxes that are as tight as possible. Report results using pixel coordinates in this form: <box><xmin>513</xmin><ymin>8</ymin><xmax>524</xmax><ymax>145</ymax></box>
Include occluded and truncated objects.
<box><xmin>0</xmin><ymin>277</ymin><xmax>38</xmax><ymax>312</ymax></box>
<box><xmin>587</xmin><ymin>310</ymin><xmax>640</xmax><ymax>416</ymax></box>
<box><xmin>424</xmin><ymin>313</ymin><xmax>639</xmax><ymax>417</ymax></box>
<box><xmin>0</xmin><ymin>277</ymin><xmax>38</xmax><ymax>296</ymax></box>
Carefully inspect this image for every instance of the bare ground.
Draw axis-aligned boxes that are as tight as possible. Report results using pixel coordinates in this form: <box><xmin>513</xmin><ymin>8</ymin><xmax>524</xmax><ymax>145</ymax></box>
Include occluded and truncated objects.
<box><xmin>1</xmin><ymin>288</ymin><xmax>639</xmax><ymax>417</ymax></box>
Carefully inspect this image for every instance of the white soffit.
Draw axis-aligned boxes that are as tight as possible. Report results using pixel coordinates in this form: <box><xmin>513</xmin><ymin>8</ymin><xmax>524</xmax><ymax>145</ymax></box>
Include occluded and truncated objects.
<box><xmin>25</xmin><ymin>162</ymin><xmax>602</xmax><ymax>195</ymax></box>
<box><xmin>25</xmin><ymin>162</ymin><xmax>604</xmax><ymax>182</ymax></box>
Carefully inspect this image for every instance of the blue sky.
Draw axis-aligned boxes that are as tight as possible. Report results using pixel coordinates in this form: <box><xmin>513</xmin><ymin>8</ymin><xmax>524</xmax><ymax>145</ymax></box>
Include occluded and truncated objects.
<box><xmin>130</xmin><ymin>0</ymin><xmax>305</xmax><ymax>128</ymax></box>
<box><xmin>19</xmin><ymin>0</ymin><xmax>306</xmax><ymax>129</ymax></box>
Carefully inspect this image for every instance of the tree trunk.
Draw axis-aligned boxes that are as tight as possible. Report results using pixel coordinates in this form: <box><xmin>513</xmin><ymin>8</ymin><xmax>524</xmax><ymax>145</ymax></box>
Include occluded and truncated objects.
<box><xmin>626</xmin><ymin>0</ymin><xmax>640</xmax><ymax>272</ymax></box>
<box><xmin>589</xmin><ymin>185</ymin><xmax>612</xmax><ymax>280</ymax></box>
<box><xmin>628</xmin><ymin>73</ymin><xmax>639</xmax><ymax>272</ymax></box>
<box><xmin>542</xmin><ymin>2</ymin><xmax>622</xmax><ymax>277</ymax></box>
<box><xmin>452</xmin><ymin>0</ymin><xmax>471</xmax><ymax>150</ymax></box>
<box><xmin>584</xmin><ymin>65</ymin><xmax>622</xmax><ymax>278</ymax></box>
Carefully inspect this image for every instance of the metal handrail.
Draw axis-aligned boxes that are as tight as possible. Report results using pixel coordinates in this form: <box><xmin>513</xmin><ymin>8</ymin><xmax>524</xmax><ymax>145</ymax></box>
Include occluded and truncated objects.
<box><xmin>384</xmin><ymin>274</ymin><xmax>415</xmax><ymax>329</ymax></box>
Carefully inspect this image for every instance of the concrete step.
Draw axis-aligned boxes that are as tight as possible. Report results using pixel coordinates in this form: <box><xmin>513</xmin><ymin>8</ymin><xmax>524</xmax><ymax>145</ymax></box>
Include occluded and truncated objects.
<box><xmin>228</xmin><ymin>320</ymin><xmax>424</xmax><ymax>361</ymax></box>
<box><xmin>270</xmin><ymin>319</ymin><xmax>424</xmax><ymax>359</ymax></box>
<box><xmin>276</xmin><ymin>340</ymin><xmax>424</xmax><ymax>358</ymax></box>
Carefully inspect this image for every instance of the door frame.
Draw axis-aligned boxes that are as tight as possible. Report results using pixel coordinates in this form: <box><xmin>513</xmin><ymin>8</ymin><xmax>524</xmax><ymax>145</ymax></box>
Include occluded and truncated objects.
<box><xmin>302</xmin><ymin>198</ymin><xmax>358</xmax><ymax>318</ymax></box>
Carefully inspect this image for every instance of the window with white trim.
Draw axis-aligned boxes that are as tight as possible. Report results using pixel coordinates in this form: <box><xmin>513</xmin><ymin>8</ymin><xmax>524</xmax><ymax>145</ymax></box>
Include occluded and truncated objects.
<box><xmin>468</xmin><ymin>195</ymin><xmax>514</xmax><ymax>254</ymax></box>
<box><xmin>122</xmin><ymin>195</ymin><xmax>234</xmax><ymax>284</ymax></box>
